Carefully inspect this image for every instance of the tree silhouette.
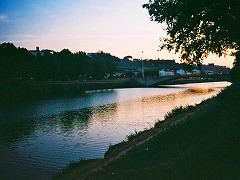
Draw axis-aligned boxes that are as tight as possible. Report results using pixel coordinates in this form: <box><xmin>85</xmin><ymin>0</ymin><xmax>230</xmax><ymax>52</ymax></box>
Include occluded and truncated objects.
<box><xmin>230</xmin><ymin>52</ymin><xmax>240</xmax><ymax>80</ymax></box>
<box><xmin>0</xmin><ymin>43</ymin><xmax>35</xmax><ymax>81</ymax></box>
<box><xmin>74</xmin><ymin>51</ymin><xmax>94</xmax><ymax>79</ymax></box>
<box><xmin>0</xmin><ymin>43</ymin><xmax>118</xmax><ymax>82</ymax></box>
<box><xmin>0</xmin><ymin>43</ymin><xmax>18</xmax><ymax>79</ymax></box>
<box><xmin>17</xmin><ymin>47</ymin><xmax>35</xmax><ymax>80</ymax></box>
<box><xmin>58</xmin><ymin>49</ymin><xmax>75</xmax><ymax>80</ymax></box>
<box><xmin>143</xmin><ymin>0</ymin><xmax>240</xmax><ymax>75</ymax></box>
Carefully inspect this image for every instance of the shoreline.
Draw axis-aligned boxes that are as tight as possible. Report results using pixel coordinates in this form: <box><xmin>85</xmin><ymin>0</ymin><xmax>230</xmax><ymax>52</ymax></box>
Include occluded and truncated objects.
<box><xmin>55</xmin><ymin>81</ymin><xmax>240</xmax><ymax>179</ymax></box>
<box><xmin>0</xmin><ymin>79</ymin><xmax>135</xmax><ymax>103</ymax></box>
<box><xmin>54</xmin><ymin>86</ymin><xmax>221</xmax><ymax>179</ymax></box>
<box><xmin>0</xmin><ymin>78</ymin><xmax>230</xmax><ymax>103</ymax></box>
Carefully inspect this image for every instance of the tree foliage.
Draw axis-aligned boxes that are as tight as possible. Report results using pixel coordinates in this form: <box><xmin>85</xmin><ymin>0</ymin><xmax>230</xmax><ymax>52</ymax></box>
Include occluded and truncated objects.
<box><xmin>0</xmin><ymin>43</ymin><xmax>34</xmax><ymax>80</ymax></box>
<box><xmin>230</xmin><ymin>51</ymin><xmax>240</xmax><ymax>80</ymax></box>
<box><xmin>143</xmin><ymin>0</ymin><xmax>240</xmax><ymax>65</ymax></box>
<box><xmin>0</xmin><ymin>43</ymin><xmax>118</xmax><ymax>81</ymax></box>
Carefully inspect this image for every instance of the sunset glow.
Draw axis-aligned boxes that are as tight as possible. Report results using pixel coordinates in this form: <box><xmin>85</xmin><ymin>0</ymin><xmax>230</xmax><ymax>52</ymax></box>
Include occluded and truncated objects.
<box><xmin>0</xmin><ymin>0</ymin><xmax>234</xmax><ymax>67</ymax></box>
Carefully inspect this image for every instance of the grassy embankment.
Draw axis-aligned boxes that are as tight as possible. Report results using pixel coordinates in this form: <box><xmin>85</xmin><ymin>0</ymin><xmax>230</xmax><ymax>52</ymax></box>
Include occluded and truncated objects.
<box><xmin>56</xmin><ymin>81</ymin><xmax>240</xmax><ymax>179</ymax></box>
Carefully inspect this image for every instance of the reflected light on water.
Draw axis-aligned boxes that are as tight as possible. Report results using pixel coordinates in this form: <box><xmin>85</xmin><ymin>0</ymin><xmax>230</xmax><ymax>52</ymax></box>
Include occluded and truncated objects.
<box><xmin>0</xmin><ymin>82</ymin><xmax>231</xmax><ymax>179</ymax></box>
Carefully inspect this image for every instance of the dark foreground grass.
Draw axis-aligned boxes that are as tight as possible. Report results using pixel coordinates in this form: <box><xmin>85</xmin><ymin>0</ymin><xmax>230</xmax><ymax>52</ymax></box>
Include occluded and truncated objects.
<box><xmin>56</xmin><ymin>81</ymin><xmax>240</xmax><ymax>179</ymax></box>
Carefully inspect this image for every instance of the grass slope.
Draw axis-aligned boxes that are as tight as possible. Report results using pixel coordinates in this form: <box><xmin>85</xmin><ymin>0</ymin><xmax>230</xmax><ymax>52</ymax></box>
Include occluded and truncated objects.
<box><xmin>57</xmin><ymin>81</ymin><xmax>240</xmax><ymax>179</ymax></box>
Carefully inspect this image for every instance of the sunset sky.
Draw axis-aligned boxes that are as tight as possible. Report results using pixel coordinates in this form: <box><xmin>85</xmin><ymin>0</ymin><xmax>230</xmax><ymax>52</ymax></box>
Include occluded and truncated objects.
<box><xmin>0</xmin><ymin>0</ymin><xmax>234</xmax><ymax>67</ymax></box>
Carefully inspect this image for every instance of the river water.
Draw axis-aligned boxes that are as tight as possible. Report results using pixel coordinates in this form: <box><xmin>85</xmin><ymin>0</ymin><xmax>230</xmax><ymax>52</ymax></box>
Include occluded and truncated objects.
<box><xmin>0</xmin><ymin>82</ymin><xmax>231</xmax><ymax>179</ymax></box>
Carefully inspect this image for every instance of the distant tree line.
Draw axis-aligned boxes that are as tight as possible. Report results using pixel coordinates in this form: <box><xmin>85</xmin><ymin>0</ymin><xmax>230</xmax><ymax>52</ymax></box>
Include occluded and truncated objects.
<box><xmin>0</xmin><ymin>43</ymin><xmax>118</xmax><ymax>81</ymax></box>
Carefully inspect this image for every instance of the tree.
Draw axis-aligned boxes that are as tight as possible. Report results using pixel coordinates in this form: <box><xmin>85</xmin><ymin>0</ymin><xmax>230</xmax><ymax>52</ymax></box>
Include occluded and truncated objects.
<box><xmin>17</xmin><ymin>47</ymin><xmax>35</xmax><ymax>80</ymax></box>
<box><xmin>35</xmin><ymin>52</ymin><xmax>58</xmax><ymax>81</ymax></box>
<box><xmin>0</xmin><ymin>43</ymin><xmax>35</xmax><ymax>80</ymax></box>
<box><xmin>143</xmin><ymin>0</ymin><xmax>240</xmax><ymax>72</ymax></box>
<box><xmin>230</xmin><ymin>51</ymin><xmax>240</xmax><ymax>80</ymax></box>
<box><xmin>105</xmin><ymin>59</ymin><xmax>117</xmax><ymax>75</ymax></box>
<box><xmin>74</xmin><ymin>51</ymin><xmax>93</xmax><ymax>79</ymax></box>
<box><xmin>58</xmin><ymin>49</ymin><xmax>75</xmax><ymax>80</ymax></box>
<box><xmin>0</xmin><ymin>43</ymin><xmax>18</xmax><ymax>79</ymax></box>
<box><xmin>93</xmin><ymin>59</ymin><xmax>107</xmax><ymax>79</ymax></box>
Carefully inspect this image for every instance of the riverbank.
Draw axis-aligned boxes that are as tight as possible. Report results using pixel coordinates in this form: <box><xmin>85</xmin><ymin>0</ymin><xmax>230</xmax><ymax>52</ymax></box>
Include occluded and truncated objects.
<box><xmin>0</xmin><ymin>79</ymin><xmax>135</xmax><ymax>103</ymax></box>
<box><xmin>0</xmin><ymin>77</ymin><xmax>230</xmax><ymax>103</ymax></box>
<box><xmin>55</xmin><ymin>80</ymin><xmax>240</xmax><ymax>179</ymax></box>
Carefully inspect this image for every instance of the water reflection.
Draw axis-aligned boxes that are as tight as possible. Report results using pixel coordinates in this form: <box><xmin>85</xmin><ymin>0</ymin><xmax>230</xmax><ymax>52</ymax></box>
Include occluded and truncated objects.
<box><xmin>0</xmin><ymin>90</ymin><xmax>119</xmax><ymax>123</ymax></box>
<box><xmin>0</xmin><ymin>119</ymin><xmax>35</xmax><ymax>144</ymax></box>
<box><xmin>0</xmin><ymin>82</ymin><xmax>231</xmax><ymax>179</ymax></box>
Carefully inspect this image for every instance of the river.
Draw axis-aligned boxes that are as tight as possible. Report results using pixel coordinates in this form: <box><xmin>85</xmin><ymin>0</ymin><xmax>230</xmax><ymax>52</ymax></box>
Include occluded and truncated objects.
<box><xmin>0</xmin><ymin>82</ymin><xmax>231</xmax><ymax>179</ymax></box>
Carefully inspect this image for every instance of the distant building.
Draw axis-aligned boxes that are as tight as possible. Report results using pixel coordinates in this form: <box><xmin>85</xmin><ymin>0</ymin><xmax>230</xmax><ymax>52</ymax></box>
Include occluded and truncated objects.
<box><xmin>30</xmin><ymin>47</ymin><xmax>44</xmax><ymax>57</ymax></box>
<box><xmin>30</xmin><ymin>47</ymin><xmax>55</xmax><ymax>57</ymax></box>
<box><xmin>176</xmin><ymin>69</ymin><xmax>186</xmax><ymax>75</ymax></box>
<box><xmin>159</xmin><ymin>70</ymin><xmax>166</xmax><ymax>76</ymax></box>
<box><xmin>202</xmin><ymin>70</ymin><xmax>214</xmax><ymax>75</ymax></box>
<box><xmin>159</xmin><ymin>69</ymin><xmax>174</xmax><ymax>76</ymax></box>
<box><xmin>192</xmin><ymin>68</ymin><xmax>201</xmax><ymax>75</ymax></box>
<box><xmin>201</xmin><ymin>64</ymin><xmax>230</xmax><ymax>74</ymax></box>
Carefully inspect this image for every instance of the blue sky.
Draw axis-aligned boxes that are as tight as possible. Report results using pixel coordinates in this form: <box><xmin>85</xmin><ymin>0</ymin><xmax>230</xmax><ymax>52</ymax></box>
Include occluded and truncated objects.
<box><xmin>0</xmin><ymin>0</ymin><xmax>234</xmax><ymax>67</ymax></box>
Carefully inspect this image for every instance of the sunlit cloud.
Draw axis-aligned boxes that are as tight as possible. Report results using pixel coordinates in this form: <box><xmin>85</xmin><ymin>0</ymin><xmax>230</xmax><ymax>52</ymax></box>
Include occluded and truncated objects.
<box><xmin>0</xmin><ymin>14</ymin><xmax>8</xmax><ymax>22</ymax></box>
